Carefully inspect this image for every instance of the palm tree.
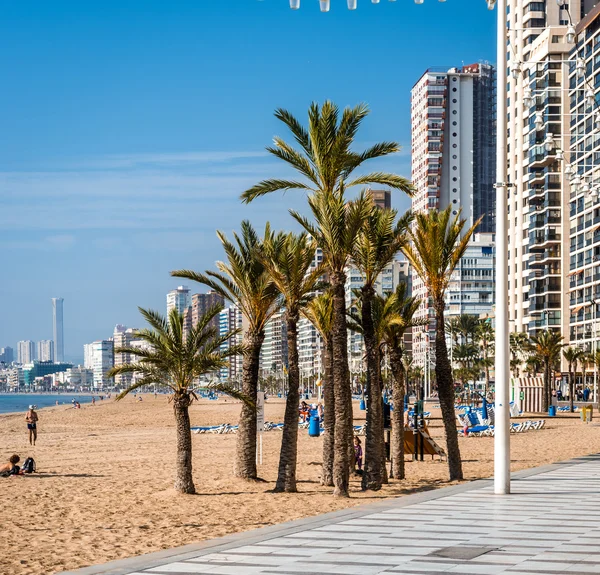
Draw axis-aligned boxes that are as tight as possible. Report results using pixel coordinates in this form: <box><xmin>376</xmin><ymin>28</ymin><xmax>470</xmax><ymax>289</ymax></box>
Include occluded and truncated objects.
<box><xmin>453</xmin><ymin>342</ymin><xmax>480</xmax><ymax>397</ymax></box>
<box><xmin>379</xmin><ymin>284</ymin><xmax>422</xmax><ymax>481</ymax></box>
<box><xmin>530</xmin><ymin>330</ymin><xmax>564</xmax><ymax>412</ymax></box>
<box><xmin>349</xmin><ymin>200</ymin><xmax>410</xmax><ymax>491</ymax></box>
<box><xmin>171</xmin><ymin>221</ymin><xmax>280</xmax><ymax>481</ymax></box>
<box><xmin>303</xmin><ymin>293</ymin><xmax>335</xmax><ymax>486</ymax></box>
<box><xmin>509</xmin><ymin>332</ymin><xmax>531</xmax><ymax>377</ymax></box>
<box><xmin>401</xmin><ymin>207</ymin><xmax>481</xmax><ymax>481</ymax></box>
<box><xmin>106</xmin><ymin>306</ymin><xmax>246</xmax><ymax>494</ymax></box>
<box><xmin>456</xmin><ymin>314</ymin><xmax>480</xmax><ymax>344</ymax></box>
<box><xmin>476</xmin><ymin>321</ymin><xmax>494</xmax><ymax>396</ymax></box>
<box><xmin>563</xmin><ymin>347</ymin><xmax>583</xmax><ymax>413</ymax></box>
<box><xmin>241</xmin><ymin>102</ymin><xmax>413</xmax><ymax>497</ymax></box>
<box><xmin>260</xmin><ymin>231</ymin><xmax>324</xmax><ymax>493</ymax></box>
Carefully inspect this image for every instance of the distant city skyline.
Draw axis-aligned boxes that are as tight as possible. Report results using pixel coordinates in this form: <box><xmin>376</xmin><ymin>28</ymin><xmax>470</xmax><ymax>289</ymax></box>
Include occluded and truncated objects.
<box><xmin>0</xmin><ymin>1</ymin><xmax>496</xmax><ymax>354</ymax></box>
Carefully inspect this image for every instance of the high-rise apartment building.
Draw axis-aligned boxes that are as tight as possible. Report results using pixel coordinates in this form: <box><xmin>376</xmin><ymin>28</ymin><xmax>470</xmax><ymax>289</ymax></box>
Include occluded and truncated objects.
<box><xmin>17</xmin><ymin>340</ymin><xmax>35</xmax><ymax>364</ymax></box>
<box><xmin>219</xmin><ymin>305</ymin><xmax>244</xmax><ymax>381</ymax></box>
<box><xmin>52</xmin><ymin>297</ymin><xmax>64</xmax><ymax>362</ymax></box>
<box><xmin>113</xmin><ymin>325</ymin><xmax>137</xmax><ymax>387</ymax></box>
<box><xmin>166</xmin><ymin>286</ymin><xmax>191</xmax><ymax>316</ymax></box>
<box><xmin>567</xmin><ymin>5</ymin><xmax>600</xmax><ymax>350</ymax></box>
<box><xmin>410</xmin><ymin>63</ymin><xmax>497</xmax><ymax>365</ymax></box>
<box><xmin>83</xmin><ymin>340</ymin><xmax>114</xmax><ymax>389</ymax></box>
<box><xmin>0</xmin><ymin>346</ymin><xmax>14</xmax><ymax>365</ymax></box>
<box><xmin>37</xmin><ymin>340</ymin><xmax>54</xmax><ymax>362</ymax></box>
<box><xmin>367</xmin><ymin>188</ymin><xmax>391</xmax><ymax>210</ymax></box>
<box><xmin>505</xmin><ymin>1</ymin><xmax>593</xmax><ymax>340</ymax></box>
<box><xmin>411</xmin><ymin>63</ymin><xmax>496</xmax><ymax>230</ymax></box>
<box><xmin>191</xmin><ymin>291</ymin><xmax>225</xmax><ymax>333</ymax></box>
<box><xmin>260</xmin><ymin>310</ymin><xmax>288</xmax><ymax>377</ymax></box>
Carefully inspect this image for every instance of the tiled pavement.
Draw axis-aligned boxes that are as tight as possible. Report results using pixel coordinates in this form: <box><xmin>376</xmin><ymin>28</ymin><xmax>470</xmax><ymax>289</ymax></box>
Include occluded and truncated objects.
<box><xmin>66</xmin><ymin>454</ymin><xmax>600</xmax><ymax>575</ymax></box>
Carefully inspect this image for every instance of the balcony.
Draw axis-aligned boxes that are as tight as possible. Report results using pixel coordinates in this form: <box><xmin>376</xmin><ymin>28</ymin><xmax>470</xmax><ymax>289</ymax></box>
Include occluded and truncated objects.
<box><xmin>529</xmin><ymin>231</ymin><xmax>561</xmax><ymax>247</ymax></box>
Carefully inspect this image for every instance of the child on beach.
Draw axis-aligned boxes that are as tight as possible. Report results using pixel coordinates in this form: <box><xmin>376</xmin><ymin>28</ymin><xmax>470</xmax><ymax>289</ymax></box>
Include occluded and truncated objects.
<box><xmin>25</xmin><ymin>406</ymin><xmax>38</xmax><ymax>446</ymax></box>
<box><xmin>354</xmin><ymin>436</ymin><xmax>363</xmax><ymax>473</ymax></box>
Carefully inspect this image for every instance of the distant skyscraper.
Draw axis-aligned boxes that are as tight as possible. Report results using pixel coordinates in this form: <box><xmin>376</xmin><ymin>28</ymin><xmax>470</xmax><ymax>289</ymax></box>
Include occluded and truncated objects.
<box><xmin>219</xmin><ymin>305</ymin><xmax>243</xmax><ymax>381</ymax></box>
<box><xmin>166</xmin><ymin>286</ymin><xmax>191</xmax><ymax>316</ymax></box>
<box><xmin>113</xmin><ymin>325</ymin><xmax>137</xmax><ymax>387</ymax></box>
<box><xmin>52</xmin><ymin>297</ymin><xmax>64</xmax><ymax>362</ymax></box>
<box><xmin>83</xmin><ymin>340</ymin><xmax>114</xmax><ymax>389</ymax></box>
<box><xmin>0</xmin><ymin>346</ymin><xmax>14</xmax><ymax>365</ymax></box>
<box><xmin>367</xmin><ymin>189</ymin><xmax>391</xmax><ymax>210</ymax></box>
<box><xmin>17</xmin><ymin>341</ymin><xmax>35</xmax><ymax>364</ymax></box>
<box><xmin>191</xmin><ymin>291</ymin><xmax>225</xmax><ymax>333</ymax></box>
<box><xmin>37</xmin><ymin>340</ymin><xmax>54</xmax><ymax>362</ymax></box>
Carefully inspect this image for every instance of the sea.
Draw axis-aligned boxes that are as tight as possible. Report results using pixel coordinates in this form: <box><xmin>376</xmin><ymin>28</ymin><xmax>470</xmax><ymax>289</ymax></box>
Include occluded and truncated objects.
<box><xmin>0</xmin><ymin>394</ymin><xmax>95</xmax><ymax>415</ymax></box>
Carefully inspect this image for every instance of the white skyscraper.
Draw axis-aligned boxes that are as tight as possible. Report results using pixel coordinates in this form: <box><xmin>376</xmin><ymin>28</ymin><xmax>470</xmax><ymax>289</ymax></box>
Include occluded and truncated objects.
<box><xmin>505</xmin><ymin>1</ymin><xmax>595</xmax><ymax>343</ymax></box>
<box><xmin>113</xmin><ymin>325</ymin><xmax>137</xmax><ymax>387</ymax></box>
<box><xmin>37</xmin><ymin>340</ymin><xmax>54</xmax><ymax>362</ymax></box>
<box><xmin>166</xmin><ymin>286</ymin><xmax>191</xmax><ymax>316</ymax></box>
<box><xmin>83</xmin><ymin>340</ymin><xmax>114</xmax><ymax>389</ymax></box>
<box><xmin>17</xmin><ymin>341</ymin><xmax>35</xmax><ymax>364</ymax></box>
<box><xmin>219</xmin><ymin>305</ymin><xmax>243</xmax><ymax>381</ymax></box>
<box><xmin>52</xmin><ymin>297</ymin><xmax>64</xmax><ymax>362</ymax></box>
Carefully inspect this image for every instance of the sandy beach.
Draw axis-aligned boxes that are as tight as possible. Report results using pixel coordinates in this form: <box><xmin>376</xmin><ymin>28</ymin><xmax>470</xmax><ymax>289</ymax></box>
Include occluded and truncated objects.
<box><xmin>1</xmin><ymin>396</ymin><xmax>599</xmax><ymax>575</ymax></box>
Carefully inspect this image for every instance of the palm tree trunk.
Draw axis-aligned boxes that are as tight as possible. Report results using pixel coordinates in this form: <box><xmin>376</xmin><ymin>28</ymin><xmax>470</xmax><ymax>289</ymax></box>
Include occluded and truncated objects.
<box><xmin>435</xmin><ymin>302</ymin><xmax>463</xmax><ymax>481</ymax></box>
<box><xmin>331</xmin><ymin>271</ymin><xmax>351</xmax><ymax>497</ymax></box>
<box><xmin>361</xmin><ymin>287</ymin><xmax>383</xmax><ymax>491</ymax></box>
<box><xmin>379</xmin><ymin>353</ymin><xmax>388</xmax><ymax>485</ymax></box>
<box><xmin>275</xmin><ymin>312</ymin><xmax>300</xmax><ymax>492</ymax></box>
<box><xmin>321</xmin><ymin>337</ymin><xmax>335</xmax><ymax>487</ymax></box>
<box><xmin>542</xmin><ymin>359</ymin><xmax>549</xmax><ymax>413</ymax></box>
<box><xmin>569</xmin><ymin>364</ymin><xmax>574</xmax><ymax>414</ymax></box>
<box><xmin>389</xmin><ymin>346</ymin><xmax>405</xmax><ymax>480</ymax></box>
<box><xmin>173</xmin><ymin>392</ymin><xmax>195</xmax><ymax>494</ymax></box>
<box><xmin>234</xmin><ymin>329</ymin><xmax>264</xmax><ymax>480</ymax></box>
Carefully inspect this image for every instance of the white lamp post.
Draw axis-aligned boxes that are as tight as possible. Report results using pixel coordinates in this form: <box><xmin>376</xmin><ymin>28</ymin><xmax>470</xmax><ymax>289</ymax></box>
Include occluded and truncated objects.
<box><xmin>488</xmin><ymin>0</ymin><xmax>511</xmax><ymax>495</ymax></box>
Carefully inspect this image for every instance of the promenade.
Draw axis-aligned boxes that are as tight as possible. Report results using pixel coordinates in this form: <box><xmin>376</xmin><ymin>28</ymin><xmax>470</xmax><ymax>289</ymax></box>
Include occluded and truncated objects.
<box><xmin>66</xmin><ymin>454</ymin><xmax>600</xmax><ymax>575</ymax></box>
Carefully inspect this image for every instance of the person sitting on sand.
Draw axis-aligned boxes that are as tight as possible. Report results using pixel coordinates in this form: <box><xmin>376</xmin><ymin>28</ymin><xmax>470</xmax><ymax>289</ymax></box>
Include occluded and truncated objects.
<box><xmin>299</xmin><ymin>401</ymin><xmax>310</xmax><ymax>422</ymax></box>
<box><xmin>25</xmin><ymin>406</ymin><xmax>38</xmax><ymax>446</ymax></box>
<box><xmin>0</xmin><ymin>455</ymin><xmax>20</xmax><ymax>477</ymax></box>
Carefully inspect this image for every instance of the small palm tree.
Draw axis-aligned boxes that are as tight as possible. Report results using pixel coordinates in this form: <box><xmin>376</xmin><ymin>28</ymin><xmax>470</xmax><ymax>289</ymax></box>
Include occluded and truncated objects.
<box><xmin>530</xmin><ymin>330</ymin><xmax>564</xmax><ymax>412</ymax></box>
<box><xmin>303</xmin><ymin>293</ymin><xmax>335</xmax><ymax>487</ymax></box>
<box><xmin>107</xmin><ymin>306</ymin><xmax>246</xmax><ymax>494</ymax></box>
<box><xmin>563</xmin><ymin>347</ymin><xmax>583</xmax><ymax>413</ymax></box>
<box><xmin>401</xmin><ymin>206</ymin><xmax>481</xmax><ymax>481</ymax></box>
<box><xmin>476</xmin><ymin>321</ymin><xmax>494</xmax><ymax>396</ymax></box>
<box><xmin>172</xmin><ymin>221</ymin><xmax>280</xmax><ymax>481</ymax></box>
<box><xmin>509</xmin><ymin>332</ymin><xmax>531</xmax><ymax>377</ymax></box>
<box><xmin>350</xmin><ymin>200</ymin><xmax>411</xmax><ymax>491</ymax></box>
<box><xmin>241</xmin><ymin>101</ymin><xmax>413</xmax><ymax>498</ymax></box>
<box><xmin>380</xmin><ymin>284</ymin><xmax>422</xmax><ymax>481</ymax></box>
<box><xmin>260</xmin><ymin>231</ymin><xmax>324</xmax><ymax>493</ymax></box>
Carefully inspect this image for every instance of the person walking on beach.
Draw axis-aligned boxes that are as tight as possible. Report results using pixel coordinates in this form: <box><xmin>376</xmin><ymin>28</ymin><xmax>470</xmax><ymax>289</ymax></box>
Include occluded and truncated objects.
<box><xmin>25</xmin><ymin>406</ymin><xmax>38</xmax><ymax>446</ymax></box>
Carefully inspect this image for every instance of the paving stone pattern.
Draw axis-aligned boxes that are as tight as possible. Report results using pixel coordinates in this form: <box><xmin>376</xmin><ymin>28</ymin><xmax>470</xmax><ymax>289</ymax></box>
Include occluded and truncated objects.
<box><xmin>67</xmin><ymin>455</ymin><xmax>600</xmax><ymax>575</ymax></box>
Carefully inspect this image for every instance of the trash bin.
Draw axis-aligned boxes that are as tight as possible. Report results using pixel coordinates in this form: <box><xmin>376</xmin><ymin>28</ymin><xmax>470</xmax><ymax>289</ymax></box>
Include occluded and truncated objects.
<box><xmin>580</xmin><ymin>405</ymin><xmax>593</xmax><ymax>423</ymax></box>
<box><xmin>308</xmin><ymin>415</ymin><xmax>321</xmax><ymax>437</ymax></box>
<box><xmin>548</xmin><ymin>405</ymin><xmax>556</xmax><ymax>417</ymax></box>
<box><xmin>359</xmin><ymin>399</ymin><xmax>366</xmax><ymax>411</ymax></box>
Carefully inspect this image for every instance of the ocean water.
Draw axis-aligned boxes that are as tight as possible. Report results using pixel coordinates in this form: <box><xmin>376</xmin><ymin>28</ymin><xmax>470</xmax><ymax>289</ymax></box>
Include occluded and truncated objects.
<box><xmin>0</xmin><ymin>394</ymin><xmax>95</xmax><ymax>414</ymax></box>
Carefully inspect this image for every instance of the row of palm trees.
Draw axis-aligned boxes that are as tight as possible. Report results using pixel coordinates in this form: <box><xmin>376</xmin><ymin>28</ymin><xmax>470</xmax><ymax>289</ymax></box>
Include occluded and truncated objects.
<box><xmin>110</xmin><ymin>101</ymin><xmax>481</xmax><ymax>496</ymax></box>
<box><xmin>510</xmin><ymin>329</ymin><xmax>600</xmax><ymax>414</ymax></box>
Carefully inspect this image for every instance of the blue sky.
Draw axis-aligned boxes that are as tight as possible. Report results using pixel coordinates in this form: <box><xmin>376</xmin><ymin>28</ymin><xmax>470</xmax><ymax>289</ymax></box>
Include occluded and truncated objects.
<box><xmin>0</xmin><ymin>0</ymin><xmax>496</xmax><ymax>363</ymax></box>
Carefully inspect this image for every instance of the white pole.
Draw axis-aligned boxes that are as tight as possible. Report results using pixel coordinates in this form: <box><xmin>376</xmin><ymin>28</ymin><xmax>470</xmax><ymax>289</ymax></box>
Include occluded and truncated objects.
<box><xmin>594</xmin><ymin>305</ymin><xmax>597</xmax><ymax>404</ymax></box>
<box><xmin>494</xmin><ymin>0</ymin><xmax>510</xmax><ymax>496</ymax></box>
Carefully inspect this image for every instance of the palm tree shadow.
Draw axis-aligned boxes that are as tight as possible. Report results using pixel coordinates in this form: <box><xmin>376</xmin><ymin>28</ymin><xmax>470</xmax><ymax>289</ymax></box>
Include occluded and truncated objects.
<box><xmin>26</xmin><ymin>473</ymin><xmax>106</xmax><ymax>478</ymax></box>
